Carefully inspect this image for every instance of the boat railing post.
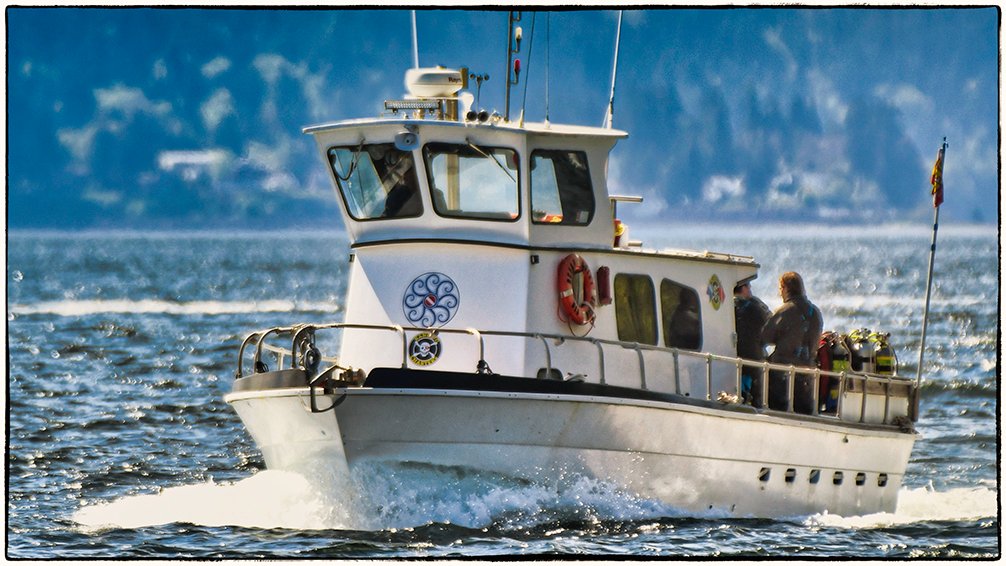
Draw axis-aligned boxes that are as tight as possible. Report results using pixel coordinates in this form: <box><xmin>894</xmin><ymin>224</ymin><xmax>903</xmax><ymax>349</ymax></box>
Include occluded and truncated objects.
<box><xmin>236</xmin><ymin>332</ymin><xmax>263</xmax><ymax>379</ymax></box>
<box><xmin>882</xmin><ymin>376</ymin><xmax>891</xmax><ymax>424</ymax></box>
<box><xmin>836</xmin><ymin>371</ymin><xmax>848</xmax><ymax>419</ymax></box>
<box><xmin>859</xmin><ymin>375</ymin><xmax>868</xmax><ymax>423</ymax></box>
<box><xmin>760</xmin><ymin>363</ymin><xmax>768</xmax><ymax>408</ymax></box>
<box><xmin>393</xmin><ymin>325</ymin><xmax>406</xmax><ymax>368</ymax></box>
<box><xmin>705</xmin><ymin>354</ymin><xmax>713</xmax><ymax>401</ymax></box>
<box><xmin>634</xmin><ymin>343</ymin><xmax>647</xmax><ymax>390</ymax></box>
<box><xmin>466</xmin><ymin>328</ymin><xmax>487</xmax><ymax>373</ymax></box>
<box><xmin>535</xmin><ymin>334</ymin><xmax>552</xmax><ymax>379</ymax></box>
<box><xmin>787</xmin><ymin>366</ymin><xmax>796</xmax><ymax>413</ymax></box>
<box><xmin>670</xmin><ymin>351</ymin><xmax>680</xmax><ymax>394</ymax></box>
<box><xmin>253</xmin><ymin>328</ymin><xmax>282</xmax><ymax>373</ymax></box>
<box><xmin>812</xmin><ymin>369</ymin><xmax>821</xmax><ymax>416</ymax></box>
<box><xmin>734</xmin><ymin>357</ymin><xmax>743</xmax><ymax>401</ymax></box>
<box><xmin>591</xmin><ymin>338</ymin><xmax>606</xmax><ymax>385</ymax></box>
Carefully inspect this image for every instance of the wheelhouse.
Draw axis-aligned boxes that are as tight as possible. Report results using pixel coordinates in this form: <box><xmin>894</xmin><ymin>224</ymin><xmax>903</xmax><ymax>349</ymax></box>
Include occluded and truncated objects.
<box><xmin>306</xmin><ymin>120</ymin><xmax>626</xmax><ymax>249</ymax></box>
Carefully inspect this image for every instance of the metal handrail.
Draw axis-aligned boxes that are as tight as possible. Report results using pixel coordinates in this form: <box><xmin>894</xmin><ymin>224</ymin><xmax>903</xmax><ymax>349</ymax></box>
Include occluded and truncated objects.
<box><xmin>235</xmin><ymin>322</ymin><xmax>916</xmax><ymax>423</ymax></box>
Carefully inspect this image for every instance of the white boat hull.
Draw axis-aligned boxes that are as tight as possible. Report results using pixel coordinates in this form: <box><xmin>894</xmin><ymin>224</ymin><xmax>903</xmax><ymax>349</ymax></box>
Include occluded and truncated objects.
<box><xmin>226</xmin><ymin>383</ymin><xmax>914</xmax><ymax>518</ymax></box>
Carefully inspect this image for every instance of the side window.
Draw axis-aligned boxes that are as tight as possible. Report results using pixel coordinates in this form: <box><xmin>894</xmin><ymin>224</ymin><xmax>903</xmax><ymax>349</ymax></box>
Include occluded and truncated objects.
<box><xmin>328</xmin><ymin>143</ymin><xmax>422</xmax><ymax>220</ymax></box>
<box><xmin>614</xmin><ymin>274</ymin><xmax>657</xmax><ymax>345</ymax></box>
<box><xmin>530</xmin><ymin>150</ymin><xmax>594</xmax><ymax>225</ymax></box>
<box><xmin>661</xmin><ymin>279</ymin><xmax>702</xmax><ymax>350</ymax></box>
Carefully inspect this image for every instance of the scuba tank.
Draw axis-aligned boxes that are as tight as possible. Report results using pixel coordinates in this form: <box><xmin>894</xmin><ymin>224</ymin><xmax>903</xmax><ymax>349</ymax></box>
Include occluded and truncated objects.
<box><xmin>871</xmin><ymin>331</ymin><xmax>897</xmax><ymax>375</ymax></box>
<box><xmin>817</xmin><ymin>331</ymin><xmax>849</xmax><ymax>413</ymax></box>
<box><xmin>848</xmin><ymin>328</ymin><xmax>877</xmax><ymax>373</ymax></box>
<box><xmin>830</xmin><ymin>333</ymin><xmax>851</xmax><ymax>373</ymax></box>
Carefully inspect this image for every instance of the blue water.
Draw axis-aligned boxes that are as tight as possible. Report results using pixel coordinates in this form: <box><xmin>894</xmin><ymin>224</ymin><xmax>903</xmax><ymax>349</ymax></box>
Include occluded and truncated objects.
<box><xmin>6</xmin><ymin>225</ymin><xmax>999</xmax><ymax>558</ymax></box>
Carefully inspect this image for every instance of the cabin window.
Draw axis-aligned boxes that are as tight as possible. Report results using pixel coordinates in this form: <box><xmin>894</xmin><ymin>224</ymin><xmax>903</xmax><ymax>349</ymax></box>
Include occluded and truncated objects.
<box><xmin>530</xmin><ymin>150</ymin><xmax>594</xmax><ymax>225</ymax></box>
<box><xmin>614</xmin><ymin>274</ymin><xmax>657</xmax><ymax>345</ymax></box>
<box><xmin>661</xmin><ymin>279</ymin><xmax>702</xmax><ymax>350</ymax></box>
<box><xmin>327</xmin><ymin>143</ymin><xmax>423</xmax><ymax>220</ymax></box>
<box><xmin>423</xmin><ymin>142</ymin><xmax>520</xmax><ymax>221</ymax></box>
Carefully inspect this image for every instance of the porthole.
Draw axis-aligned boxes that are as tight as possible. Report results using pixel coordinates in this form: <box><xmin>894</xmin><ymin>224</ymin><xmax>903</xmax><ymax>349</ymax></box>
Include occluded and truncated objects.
<box><xmin>809</xmin><ymin>469</ymin><xmax>821</xmax><ymax>484</ymax></box>
<box><xmin>878</xmin><ymin>473</ymin><xmax>889</xmax><ymax>487</ymax></box>
<box><xmin>758</xmin><ymin>467</ymin><xmax>771</xmax><ymax>482</ymax></box>
<box><xmin>855</xmin><ymin>472</ymin><xmax>866</xmax><ymax>486</ymax></box>
<box><xmin>833</xmin><ymin>471</ymin><xmax>844</xmax><ymax>485</ymax></box>
<box><xmin>784</xmin><ymin>468</ymin><xmax>796</xmax><ymax>483</ymax></box>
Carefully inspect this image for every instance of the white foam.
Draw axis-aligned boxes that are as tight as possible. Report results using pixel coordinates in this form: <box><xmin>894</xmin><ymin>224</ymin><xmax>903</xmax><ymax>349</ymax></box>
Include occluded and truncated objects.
<box><xmin>10</xmin><ymin>299</ymin><xmax>339</xmax><ymax>317</ymax></box>
<box><xmin>74</xmin><ymin>470</ymin><xmax>996</xmax><ymax>533</ymax></box>
<box><xmin>806</xmin><ymin>486</ymin><xmax>998</xmax><ymax>529</ymax></box>
<box><xmin>73</xmin><ymin>470</ymin><xmax>349</xmax><ymax>532</ymax></box>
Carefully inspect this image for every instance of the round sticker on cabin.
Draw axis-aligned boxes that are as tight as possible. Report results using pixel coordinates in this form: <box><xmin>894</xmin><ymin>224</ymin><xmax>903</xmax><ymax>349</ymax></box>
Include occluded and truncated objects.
<box><xmin>403</xmin><ymin>272</ymin><xmax>460</xmax><ymax>328</ymax></box>
<box><xmin>408</xmin><ymin>332</ymin><xmax>441</xmax><ymax>366</ymax></box>
<box><xmin>706</xmin><ymin>274</ymin><xmax>725</xmax><ymax>310</ymax></box>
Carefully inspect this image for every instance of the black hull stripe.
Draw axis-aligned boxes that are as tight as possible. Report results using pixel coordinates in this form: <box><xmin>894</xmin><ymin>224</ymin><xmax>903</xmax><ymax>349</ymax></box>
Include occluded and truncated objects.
<box><xmin>350</xmin><ymin>239</ymin><xmax>759</xmax><ymax>268</ymax></box>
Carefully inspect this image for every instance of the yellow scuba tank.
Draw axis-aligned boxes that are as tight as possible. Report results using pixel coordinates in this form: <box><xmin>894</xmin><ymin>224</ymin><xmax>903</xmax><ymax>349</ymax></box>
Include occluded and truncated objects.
<box><xmin>871</xmin><ymin>330</ymin><xmax>897</xmax><ymax>375</ymax></box>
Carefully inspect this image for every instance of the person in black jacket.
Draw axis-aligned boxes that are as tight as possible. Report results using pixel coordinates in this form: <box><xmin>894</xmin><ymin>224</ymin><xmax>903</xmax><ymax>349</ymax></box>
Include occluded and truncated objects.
<box><xmin>734</xmin><ymin>281</ymin><xmax>771</xmax><ymax>405</ymax></box>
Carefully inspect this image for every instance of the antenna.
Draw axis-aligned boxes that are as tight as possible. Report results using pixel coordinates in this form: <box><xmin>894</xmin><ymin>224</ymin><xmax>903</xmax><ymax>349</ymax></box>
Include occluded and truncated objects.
<box><xmin>518</xmin><ymin>13</ymin><xmax>537</xmax><ymax>127</ymax></box>
<box><xmin>545</xmin><ymin>13</ymin><xmax>550</xmax><ymax>126</ymax></box>
<box><xmin>603</xmin><ymin>10</ymin><xmax>623</xmax><ymax>129</ymax></box>
<box><xmin>411</xmin><ymin>10</ymin><xmax>420</xmax><ymax>68</ymax></box>
<box><xmin>503</xmin><ymin>11</ymin><xmax>522</xmax><ymax>122</ymax></box>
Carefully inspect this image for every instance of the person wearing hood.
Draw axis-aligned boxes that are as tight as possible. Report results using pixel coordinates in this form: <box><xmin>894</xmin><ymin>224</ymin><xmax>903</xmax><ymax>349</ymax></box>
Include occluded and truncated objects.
<box><xmin>761</xmin><ymin>271</ymin><xmax>823</xmax><ymax>413</ymax></box>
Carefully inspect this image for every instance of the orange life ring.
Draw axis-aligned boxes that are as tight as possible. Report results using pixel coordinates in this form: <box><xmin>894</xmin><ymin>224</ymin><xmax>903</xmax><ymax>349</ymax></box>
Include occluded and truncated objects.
<box><xmin>557</xmin><ymin>254</ymin><xmax>596</xmax><ymax>326</ymax></box>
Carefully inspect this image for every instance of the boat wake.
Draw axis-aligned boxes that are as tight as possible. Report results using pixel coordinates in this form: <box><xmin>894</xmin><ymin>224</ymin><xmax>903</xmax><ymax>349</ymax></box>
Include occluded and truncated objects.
<box><xmin>805</xmin><ymin>484</ymin><xmax>998</xmax><ymax>529</ymax></box>
<box><xmin>72</xmin><ymin>467</ymin><xmax>998</xmax><ymax>533</ymax></box>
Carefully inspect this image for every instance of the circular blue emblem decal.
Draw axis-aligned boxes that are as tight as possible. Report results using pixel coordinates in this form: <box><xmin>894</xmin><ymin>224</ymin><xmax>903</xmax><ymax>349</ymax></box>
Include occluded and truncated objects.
<box><xmin>403</xmin><ymin>272</ymin><xmax>460</xmax><ymax>328</ymax></box>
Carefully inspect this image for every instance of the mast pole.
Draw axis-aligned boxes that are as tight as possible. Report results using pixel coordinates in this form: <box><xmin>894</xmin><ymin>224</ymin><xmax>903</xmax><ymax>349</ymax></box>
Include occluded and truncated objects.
<box><xmin>411</xmin><ymin>10</ymin><xmax>419</xmax><ymax>68</ymax></box>
<box><xmin>916</xmin><ymin>138</ymin><xmax>947</xmax><ymax>386</ymax></box>
<box><xmin>604</xmin><ymin>10</ymin><xmax>623</xmax><ymax>129</ymax></box>
<box><xmin>504</xmin><ymin>11</ymin><xmax>515</xmax><ymax>121</ymax></box>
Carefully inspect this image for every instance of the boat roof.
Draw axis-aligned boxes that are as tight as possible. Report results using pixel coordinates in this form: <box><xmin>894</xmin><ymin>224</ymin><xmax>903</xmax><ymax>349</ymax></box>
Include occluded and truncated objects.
<box><xmin>303</xmin><ymin>117</ymin><xmax>629</xmax><ymax>139</ymax></box>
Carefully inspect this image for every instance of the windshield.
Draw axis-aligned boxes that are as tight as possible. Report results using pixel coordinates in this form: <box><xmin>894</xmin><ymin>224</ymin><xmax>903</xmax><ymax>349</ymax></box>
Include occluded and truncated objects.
<box><xmin>423</xmin><ymin>142</ymin><xmax>520</xmax><ymax>221</ymax></box>
<box><xmin>327</xmin><ymin>143</ymin><xmax>422</xmax><ymax>220</ymax></box>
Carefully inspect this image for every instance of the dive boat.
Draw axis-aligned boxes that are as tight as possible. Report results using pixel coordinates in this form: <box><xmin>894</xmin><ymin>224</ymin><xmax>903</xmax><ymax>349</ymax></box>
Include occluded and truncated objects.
<box><xmin>225</xmin><ymin>59</ymin><xmax>919</xmax><ymax>518</ymax></box>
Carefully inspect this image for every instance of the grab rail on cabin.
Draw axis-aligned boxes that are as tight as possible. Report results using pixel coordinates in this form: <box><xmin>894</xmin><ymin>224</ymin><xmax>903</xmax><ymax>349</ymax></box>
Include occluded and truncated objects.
<box><xmin>235</xmin><ymin>322</ymin><xmax>917</xmax><ymax>425</ymax></box>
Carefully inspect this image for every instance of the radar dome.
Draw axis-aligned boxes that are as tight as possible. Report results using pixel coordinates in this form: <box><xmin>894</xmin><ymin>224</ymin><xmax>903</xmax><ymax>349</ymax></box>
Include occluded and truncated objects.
<box><xmin>405</xmin><ymin>67</ymin><xmax>464</xmax><ymax>98</ymax></box>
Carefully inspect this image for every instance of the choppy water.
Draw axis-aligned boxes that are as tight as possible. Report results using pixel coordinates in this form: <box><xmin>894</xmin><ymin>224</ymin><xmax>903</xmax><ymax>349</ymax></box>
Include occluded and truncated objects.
<box><xmin>7</xmin><ymin>225</ymin><xmax>999</xmax><ymax>558</ymax></box>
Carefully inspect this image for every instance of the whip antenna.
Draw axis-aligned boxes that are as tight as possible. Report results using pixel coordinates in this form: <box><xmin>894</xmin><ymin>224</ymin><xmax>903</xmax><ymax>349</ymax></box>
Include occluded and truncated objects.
<box><xmin>603</xmin><ymin>10</ymin><xmax>623</xmax><ymax>129</ymax></box>
<box><xmin>518</xmin><ymin>13</ymin><xmax>537</xmax><ymax>127</ymax></box>
<box><xmin>545</xmin><ymin>13</ymin><xmax>551</xmax><ymax>126</ymax></box>
<box><xmin>411</xmin><ymin>10</ymin><xmax>420</xmax><ymax>68</ymax></box>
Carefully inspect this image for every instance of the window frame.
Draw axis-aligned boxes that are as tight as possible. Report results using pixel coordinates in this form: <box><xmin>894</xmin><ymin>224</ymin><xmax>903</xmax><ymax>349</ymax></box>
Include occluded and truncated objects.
<box><xmin>660</xmin><ymin>278</ymin><xmax>703</xmax><ymax>351</ymax></box>
<box><xmin>529</xmin><ymin>149</ymin><xmax>595</xmax><ymax>226</ymax></box>
<box><xmin>613</xmin><ymin>273</ymin><xmax>658</xmax><ymax>346</ymax></box>
<box><xmin>326</xmin><ymin>143</ymin><xmax>424</xmax><ymax>222</ymax></box>
<box><xmin>421</xmin><ymin>141</ymin><xmax>522</xmax><ymax>223</ymax></box>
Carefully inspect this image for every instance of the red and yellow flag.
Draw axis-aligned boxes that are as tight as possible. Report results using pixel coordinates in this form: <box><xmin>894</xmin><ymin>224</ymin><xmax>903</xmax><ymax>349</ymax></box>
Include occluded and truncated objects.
<box><xmin>930</xmin><ymin>145</ymin><xmax>945</xmax><ymax>208</ymax></box>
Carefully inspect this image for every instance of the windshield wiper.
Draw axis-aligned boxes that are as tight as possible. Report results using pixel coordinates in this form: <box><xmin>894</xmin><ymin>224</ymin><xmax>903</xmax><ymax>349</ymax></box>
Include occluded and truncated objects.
<box><xmin>466</xmin><ymin>139</ymin><xmax>516</xmax><ymax>183</ymax></box>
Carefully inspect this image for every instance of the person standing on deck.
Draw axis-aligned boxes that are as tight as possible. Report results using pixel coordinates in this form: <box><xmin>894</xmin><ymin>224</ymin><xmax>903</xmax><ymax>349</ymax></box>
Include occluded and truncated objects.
<box><xmin>761</xmin><ymin>272</ymin><xmax>824</xmax><ymax>414</ymax></box>
<box><xmin>734</xmin><ymin>281</ymin><xmax>770</xmax><ymax>405</ymax></box>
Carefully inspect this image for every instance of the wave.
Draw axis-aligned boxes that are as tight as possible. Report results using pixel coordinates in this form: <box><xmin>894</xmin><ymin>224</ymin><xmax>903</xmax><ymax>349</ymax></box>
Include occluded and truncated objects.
<box><xmin>9</xmin><ymin>299</ymin><xmax>340</xmax><ymax>317</ymax></box>
<box><xmin>11</xmin><ymin>293</ymin><xmax>985</xmax><ymax>319</ymax></box>
<box><xmin>806</xmin><ymin>486</ymin><xmax>998</xmax><ymax>529</ymax></box>
<box><xmin>72</xmin><ymin>468</ymin><xmax>997</xmax><ymax>533</ymax></box>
